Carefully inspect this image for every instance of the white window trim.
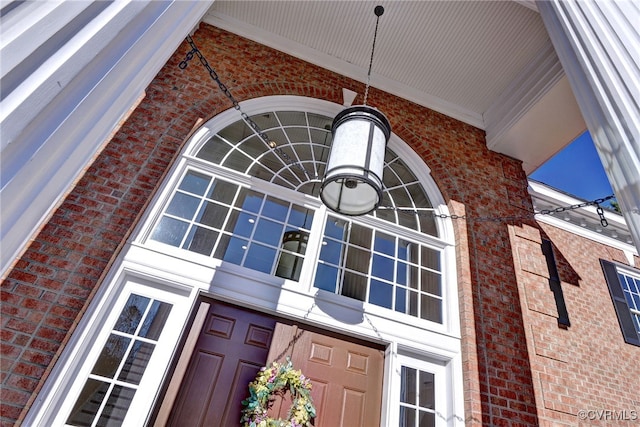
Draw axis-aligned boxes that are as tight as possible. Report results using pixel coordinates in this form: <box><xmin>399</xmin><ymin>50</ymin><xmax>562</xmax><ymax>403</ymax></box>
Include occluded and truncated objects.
<box><xmin>26</xmin><ymin>95</ymin><xmax>464</xmax><ymax>427</ymax></box>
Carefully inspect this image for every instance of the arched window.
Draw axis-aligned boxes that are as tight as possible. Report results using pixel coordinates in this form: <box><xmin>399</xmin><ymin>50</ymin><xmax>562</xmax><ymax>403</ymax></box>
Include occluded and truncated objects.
<box><xmin>146</xmin><ymin>97</ymin><xmax>451</xmax><ymax>324</ymax></box>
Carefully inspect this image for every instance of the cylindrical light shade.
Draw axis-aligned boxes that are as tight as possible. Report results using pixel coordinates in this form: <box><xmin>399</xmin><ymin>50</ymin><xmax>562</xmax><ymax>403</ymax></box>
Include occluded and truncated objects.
<box><xmin>320</xmin><ymin>105</ymin><xmax>391</xmax><ymax>215</ymax></box>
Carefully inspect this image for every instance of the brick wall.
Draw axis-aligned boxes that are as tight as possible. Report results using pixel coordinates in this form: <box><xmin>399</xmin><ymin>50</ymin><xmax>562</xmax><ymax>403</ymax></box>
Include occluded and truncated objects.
<box><xmin>1</xmin><ymin>24</ymin><xmax>538</xmax><ymax>426</ymax></box>
<box><xmin>510</xmin><ymin>222</ymin><xmax>640</xmax><ymax>426</ymax></box>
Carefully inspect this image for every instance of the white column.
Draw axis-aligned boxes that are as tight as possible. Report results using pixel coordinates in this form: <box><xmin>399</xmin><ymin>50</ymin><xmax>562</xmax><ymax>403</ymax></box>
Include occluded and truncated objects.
<box><xmin>536</xmin><ymin>0</ymin><xmax>640</xmax><ymax>252</ymax></box>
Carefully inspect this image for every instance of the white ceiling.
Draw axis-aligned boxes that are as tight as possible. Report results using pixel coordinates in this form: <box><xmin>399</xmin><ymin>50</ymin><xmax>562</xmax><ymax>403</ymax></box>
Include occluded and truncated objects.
<box><xmin>204</xmin><ymin>0</ymin><xmax>587</xmax><ymax>173</ymax></box>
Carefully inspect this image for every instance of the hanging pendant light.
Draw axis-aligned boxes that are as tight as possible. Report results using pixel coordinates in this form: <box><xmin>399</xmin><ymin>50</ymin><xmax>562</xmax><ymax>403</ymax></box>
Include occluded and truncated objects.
<box><xmin>320</xmin><ymin>5</ymin><xmax>390</xmax><ymax>216</ymax></box>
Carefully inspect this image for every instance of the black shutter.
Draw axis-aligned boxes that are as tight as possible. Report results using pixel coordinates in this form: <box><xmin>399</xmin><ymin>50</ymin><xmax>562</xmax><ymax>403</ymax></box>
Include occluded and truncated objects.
<box><xmin>600</xmin><ymin>259</ymin><xmax>640</xmax><ymax>346</ymax></box>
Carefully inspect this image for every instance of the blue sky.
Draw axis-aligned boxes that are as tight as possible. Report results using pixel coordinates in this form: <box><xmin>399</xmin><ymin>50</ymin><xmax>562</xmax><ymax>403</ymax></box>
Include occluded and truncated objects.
<box><xmin>529</xmin><ymin>131</ymin><xmax>614</xmax><ymax>203</ymax></box>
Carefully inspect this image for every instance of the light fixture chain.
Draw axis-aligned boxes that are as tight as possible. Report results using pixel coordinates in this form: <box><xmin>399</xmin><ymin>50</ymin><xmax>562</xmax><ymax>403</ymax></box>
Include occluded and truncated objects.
<box><xmin>363</xmin><ymin>10</ymin><xmax>382</xmax><ymax>106</ymax></box>
<box><xmin>180</xmin><ymin>36</ymin><xmax>316</xmax><ymax>180</ymax></box>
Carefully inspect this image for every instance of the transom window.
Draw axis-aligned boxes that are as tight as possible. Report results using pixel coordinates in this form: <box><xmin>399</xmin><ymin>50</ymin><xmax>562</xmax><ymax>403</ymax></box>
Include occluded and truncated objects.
<box><xmin>148</xmin><ymin>108</ymin><xmax>448</xmax><ymax>323</ymax></box>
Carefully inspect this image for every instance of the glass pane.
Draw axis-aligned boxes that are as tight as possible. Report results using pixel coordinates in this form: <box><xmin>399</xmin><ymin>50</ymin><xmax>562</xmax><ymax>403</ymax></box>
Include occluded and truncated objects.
<box><xmin>399</xmin><ymin>406</ymin><xmax>416</xmax><ymax>427</ymax></box>
<box><xmin>397</xmin><ymin>261</ymin><xmax>409</xmax><ymax>286</ymax></box>
<box><xmin>225</xmin><ymin>211</ymin><xmax>257</xmax><ymax>237</ymax></box>
<box><xmin>349</xmin><ymin>223</ymin><xmax>372</xmax><ymax>249</ymax></box>
<box><xmin>418</xmin><ymin>411</ymin><xmax>435</xmax><ymax>427</ymax></box>
<box><xmin>166</xmin><ymin>192</ymin><xmax>200</xmax><ymax>219</ymax></box>
<box><xmin>421</xmin><ymin>247</ymin><xmax>440</xmax><ymax>271</ymax></box>
<box><xmin>95</xmin><ymin>385</ymin><xmax>136</xmax><ymax>427</ymax></box>
<box><xmin>245</xmin><ymin>244</ymin><xmax>277</xmax><ymax>274</ymax></box>
<box><xmin>277</xmin><ymin>111</ymin><xmax>307</xmax><ymax>126</ymax></box>
<box><xmin>178</xmin><ymin>171</ymin><xmax>211</xmax><ymax>196</ymax></box>
<box><xmin>341</xmin><ymin>271</ymin><xmax>367</xmax><ymax>301</ymax></box>
<box><xmin>289</xmin><ymin>205</ymin><xmax>314</xmax><ymax>229</ymax></box>
<box><xmin>372</xmin><ymin>254</ymin><xmax>394</xmax><ymax>281</ymax></box>
<box><xmin>325</xmin><ymin>217</ymin><xmax>347</xmax><ymax>240</ymax></box>
<box><xmin>400</xmin><ymin>366</ymin><xmax>416</xmax><ymax>404</ymax></box>
<box><xmin>114</xmin><ymin>295</ymin><xmax>149</xmax><ymax>334</ymax></box>
<box><xmin>150</xmin><ymin>217</ymin><xmax>189</xmax><ymax>247</ymax></box>
<box><xmin>214</xmin><ymin>235</ymin><xmax>247</xmax><ymax>265</ymax></box>
<box><xmin>374</xmin><ymin>232</ymin><xmax>395</xmax><ymax>256</ymax></box>
<box><xmin>369</xmin><ymin>280</ymin><xmax>392</xmax><ymax>309</ymax></box>
<box><xmin>419</xmin><ymin>370</ymin><xmax>435</xmax><ymax>408</ymax></box>
<box><xmin>196</xmin><ymin>135</ymin><xmax>229</xmax><ymax>164</ymax></box>
<box><xmin>253</xmin><ymin>218</ymin><xmax>284</xmax><ymax>246</ymax></box>
<box><xmin>275</xmin><ymin>252</ymin><xmax>304</xmax><ymax>281</ymax></box>
<box><xmin>409</xmin><ymin>290</ymin><xmax>419</xmax><ymax>316</ymax></box>
<box><xmin>195</xmin><ymin>201</ymin><xmax>228</xmax><ymax>229</ymax></box>
<box><xmin>92</xmin><ymin>334</ymin><xmax>130</xmax><ymax>378</ymax></box>
<box><xmin>223</xmin><ymin>150</ymin><xmax>252</xmax><ymax>172</ymax></box>
<box><xmin>314</xmin><ymin>264</ymin><xmax>339</xmax><ymax>293</ymax></box>
<box><xmin>67</xmin><ymin>379</ymin><xmax>110</xmax><ymax>426</ymax></box>
<box><xmin>319</xmin><ymin>239</ymin><xmax>344</xmax><ymax>265</ymax></box>
<box><xmin>397</xmin><ymin>209</ymin><xmax>419</xmax><ymax>232</ymax></box>
<box><xmin>237</xmin><ymin>188</ymin><xmax>264</xmax><ymax>213</ymax></box>
<box><xmin>139</xmin><ymin>301</ymin><xmax>172</xmax><ymax>340</ymax></box>
<box><xmin>420</xmin><ymin>270</ymin><xmax>441</xmax><ymax>296</ymax></box>
<box><xmin>420</xmin><ymin>295</ymin><xmax>442</xmax><ymax>323</ymax></box>
<box><xmin>395</xmin><ymin>287</ymin><xmax>407</xmax><ymax>313</ymax></box>
<box><xmin>117</xmin><ymin>341</ymin><xmax>155</xmax><ymax>385</ymax></box>
<box><xmin>346</xmin><ymin>246</ymin><xmax>371</xmax><ymax>275</ymax></box>
<box><xmin>207</xmin><ymin>179</ymin><xmax>238</xmax><ymax>204</ymax></box>
<box><xmin>184</xmin><ymin>226</ymin><xmax>218</xmax><ymax>256</ymax></box>
<box><xmin>218</xmin><ymin>120</ymin><xmax>251</xmax><ymax>143</ymax></box>
<box><xmin>262</xmin><ymin>196</ymin><xmax>289</xmax><ymax>221</ymax></box>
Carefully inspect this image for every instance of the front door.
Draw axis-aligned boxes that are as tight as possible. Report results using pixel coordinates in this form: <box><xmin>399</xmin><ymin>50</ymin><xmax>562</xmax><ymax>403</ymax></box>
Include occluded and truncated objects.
<box><xmin>157</xmin><ymin>299</ymin><xmax>384</xmax><ymax>426</ymax></box>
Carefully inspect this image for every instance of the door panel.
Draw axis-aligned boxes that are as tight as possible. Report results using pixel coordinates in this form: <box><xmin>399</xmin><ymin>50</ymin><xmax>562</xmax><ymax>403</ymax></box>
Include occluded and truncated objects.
<box><xmin>268</xmin><ymin>324</ymin><xmax>385</xmax><ymax>427</ymax></box>
<box><xmin>166</xmin><ymin>300</ymin><xmax>277</xmax><ymax>427</ymax></box>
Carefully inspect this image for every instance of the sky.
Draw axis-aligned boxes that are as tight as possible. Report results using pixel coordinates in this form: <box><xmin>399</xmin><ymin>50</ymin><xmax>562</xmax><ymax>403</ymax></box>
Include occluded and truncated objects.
<box><xmin>529</xmin><ymin>131</ymin><xmax>615</xmax><ymax>204</ymax></box>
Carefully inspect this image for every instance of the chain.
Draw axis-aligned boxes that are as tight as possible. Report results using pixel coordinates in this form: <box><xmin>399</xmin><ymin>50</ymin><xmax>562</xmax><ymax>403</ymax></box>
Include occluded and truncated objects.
<box><xmin>179</xmin><ymin>38</ymin><xmax>615</xmax><ymax>229</ymax></box>
<box><xmin>379</xmin><ymin>194</ymin><xmax>615</xmax><ymax>227</ymax></box>
<box><xmin>180</xmin><ymin>36</ymin><xmax>316</xmax><ymax>180</ymax></box>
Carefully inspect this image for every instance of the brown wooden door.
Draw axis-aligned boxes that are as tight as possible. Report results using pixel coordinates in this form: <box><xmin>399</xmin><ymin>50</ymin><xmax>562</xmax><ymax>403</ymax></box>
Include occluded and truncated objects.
<box><xmin>268</xmin><ymin>324</ymin><xmax>385</xmax><ymax>427</ymax></box>
<box><xmin>165</xmin><ymin>300</ymin><xmax>277</xmax><ymax>427</ymax></box>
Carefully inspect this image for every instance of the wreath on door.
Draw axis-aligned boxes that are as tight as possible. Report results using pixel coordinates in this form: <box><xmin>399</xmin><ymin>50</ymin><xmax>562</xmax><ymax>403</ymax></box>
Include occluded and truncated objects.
<box><xmin>241</xmin><ymin>358</ymin><xmax>316</xmax><ymax>427</ymax></box>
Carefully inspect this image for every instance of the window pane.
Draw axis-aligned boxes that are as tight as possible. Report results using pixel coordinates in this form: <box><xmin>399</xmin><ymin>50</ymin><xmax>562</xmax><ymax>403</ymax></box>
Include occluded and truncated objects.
<box><xmin>117</xmin><ymin>341</ymin><xmax>155</xmax><ymax>385</ymax></box>
<box><xmin>325</xmin><ymin>217</ymin><xmax>348</xmax><ymax>240</ymax></box>
<box><xmin>372</xmin><ymin>254</ymin><xmax>394</xmax><ymax>281</ymax></box>
<box><xmin>420</xmin><ymin>270</ymin><xmax>441</xmax><ymax>296</ymax></box>
<box><xmin>400</xmin><ymin>366</ymin><xmax>416</xmax><ymax>404</ymax></box>
<box><xmin>370</xmin><ymin>280</ymin><xmax>393</xmax><ymax>309</ymax></box>
<box><xmin>418</xmin><ymin>411</ymin><xmax>435</xmax><ymax>427</ymax></box>
<box><xmin>421</xmin><ymin>247</ymin><xmax>440</xmax><ymax>271</ymax></box>
<box><xmin>245</xmin><ymin>244</ymin><xmax>277</xmax><ymax>274</ymax></box>
<box><xmin>349</xmin><ymin>223</ymin><xmax>372</xmax><ymax>248</ymax></box>
<box><xmin>319</xmin><ymin>239</ymin><xmax>344</xmax><ymax>265</ymax></box>
<box><xmin>225</xmin><ymin>211</ymin><xmax>257</xmax><ymax>237</ymax></box>
<box><xmin>237</xmin><ymin>188</ymin><xmax>263</xmax><ymax>213</ymax></box>
<box><xmin>253</xmin><ymin>218</ymin><xmax>284</xmax><ymax>246</ymax></box>
<box><xmin>184</xmin><ymin>226</ymin><xmax>218</xmax><ymax>256</ymax></box>
<box><xmin>262</xmin><ymin>196</ymin><xmax>289</xmax><ymax>221</ymax></box>
<box><xmin>341</xmin><ymin>271</ymin><xmax>367</xmax><ymax>301</ymax></box>
<box><xmin>165</xmin><ymin>192</ymin><xmax>200</xmax><ymax>219</ymax></box>
<box><xmin>346</xmin><ymin>246</ymin><xmax>371</xmax><ymax>275</ymax></box>
<box><xmin>395</xmin><ymin>287</ymin><xmax>407</xmax><ymax>312</ymax></box>
<box><xmin>178</xmin><ymin>171</ymin><xmax>211</xmax><ymax>195</ymax></box>
<box><xmin>214</xmin><ymin>235</ymin><xmax>246</xmax><ymax>265</ymax></box>
<box><xmin>420</xmin><ymin>295</ymin><xmax>442</xmax><ymax>323</ymax></box>
<box><xmin>67</xmin><ymin>379</ymin><xmax>110</xmax><ymax>426</ymax></box>
<box><xmin>374</xmin><ymin>232</ymin><xmax>395</xmax><ymax>256</ymax></box>
<box><xmin>113</xmin><ymin>295</ymin><xmax>149</xmax><ymax>334</ymax></box>
<box><xmin>276</xmin><ymin>252</ymin><xmax>304</xmax><ymax>281</ymax></box>
<box><xmin>95</xmin><ymin>385</ymin><xmax>136</xmax><ymax>427</ymax></box>
<box><xmin>139</xmin><ymin>301</ymin><xmax>172</xmax><ymax>340</ymax></box>
<box><xmin>399</xmin><ymin>406</ymin><xmax>416</xmax><ymax>427</ymax></box>
<box><xmin>207</xmin><ymin>179</ymin><xmax>238</xmax><ymax>204</ymax></box>
<box><xmin>314</xmin><ymin>264</ymin><xmax>339</xmax><ymax>293</ymax></box>
<box><xmin>92</xmin><ymin>335</ymin><xmax>130</xmax><ymax>378</ymax></box>
<box><xmin>150</xmin><ymin>217</ymin><xmax>189</xmax><ymax>247</ymax></box>
<box><xmin>419</xmin><ymin>370</ymin><xmax>435</xmax><ymax>408</ymax></box>
<box><xmin>195</xmin><ymin>201</ymin><xmax>228</xmax><ymax>229</ymax></box>
<box><xmin>289</xmin><ymin>205</ymin><xmax>314</xmax><ymax>229</ymax></box>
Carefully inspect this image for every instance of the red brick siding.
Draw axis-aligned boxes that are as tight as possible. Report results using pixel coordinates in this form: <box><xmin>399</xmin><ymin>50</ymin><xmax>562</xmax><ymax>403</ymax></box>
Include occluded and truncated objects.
<box><xmin>2</xmin><ymin>24</ymin><xmax>538</xmax><ymax>426</ymax></box>
<box><xmin>510</xmin><ymin>222</ymin><xmax>640</xmax><ymax>426</ymax></box>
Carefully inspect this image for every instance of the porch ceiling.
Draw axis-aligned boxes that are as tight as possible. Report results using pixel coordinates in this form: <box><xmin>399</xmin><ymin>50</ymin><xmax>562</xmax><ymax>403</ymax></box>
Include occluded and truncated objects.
<box><xmin>204</xmin><ymin>0</ymin><xmax>586</xmax><ymax>174</ymax></box>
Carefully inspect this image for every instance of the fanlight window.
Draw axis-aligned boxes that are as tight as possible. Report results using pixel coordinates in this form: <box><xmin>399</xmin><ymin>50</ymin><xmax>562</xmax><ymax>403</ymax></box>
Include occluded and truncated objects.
<box><xmin>148</xmin><ymin>109</ymin><xmax>445</xmax><ymax>322</ymax></box>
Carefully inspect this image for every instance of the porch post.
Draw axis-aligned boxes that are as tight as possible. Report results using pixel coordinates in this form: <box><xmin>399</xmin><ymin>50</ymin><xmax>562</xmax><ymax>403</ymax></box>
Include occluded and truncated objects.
<box><xmin>536</xmin><ymin>0</ymin><xmax>640</xmax><ymax>252</ymax></box>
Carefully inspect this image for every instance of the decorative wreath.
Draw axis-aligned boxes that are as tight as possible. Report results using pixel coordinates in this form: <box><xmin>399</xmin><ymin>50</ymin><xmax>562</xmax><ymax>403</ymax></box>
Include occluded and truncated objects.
<box><xmin>241</xmin><ymin>358</ymin><xmax>316</xmax><ymax>427</ymax></box>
